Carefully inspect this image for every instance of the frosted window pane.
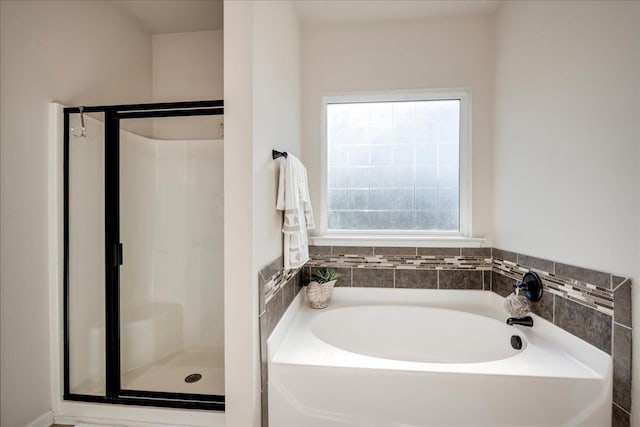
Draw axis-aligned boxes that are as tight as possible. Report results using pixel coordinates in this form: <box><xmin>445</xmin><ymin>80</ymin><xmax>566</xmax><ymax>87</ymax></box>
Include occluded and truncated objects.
<box><xmin>438</xmin><ymin>210</ymin><xmax>459</xmax><ymax>231</ymax></box>
<box><xmin>438</xmin><ymin>188</ymin><xmax>459</xmax><ymax>211</ymax></box>
<box><xmin>347</xmin><ymin>146</ymin><xmax>370</xmax><ymax>166</ymax></box>
<box><xmin>415</xmin><ymin>188</ymin><xmax>437</xmax><ymax>210</ymax></box>
<box><xmin>439</xmin><ymin>165</ymin><xmax>459</xmax><ymax>187</ymax></box>
<box><xmin>394</xmin><ymin>167</ymin><xmax>414</xmax><ymax>187</ymax></box>
<box><xmin>349</xmin><ymin>190</ymin><xmax>370</xmax><ymax>210</ymax></box>
<box><xmin>371</xmin><ymin>145</ymin><xmax>393</xmax><ymax>165</ymax></box>
<box><xmin>393</xmin><ymin>145</ymin><xmax>414</xmax><ymax>166</ymax></box>
<box><xmin>327</xmin><ymin>99</ymin><xmax>460</xmax><ymax>231</ymax></box>
<box><xmin>329</xmin><ymin>190</ymin><xmax>348</xmax><ymax>210</ymax></box>
<box><xmin>393</xmin><ymin>211</ymin><xmax>415</xmax><ymax>229</ymax></box>
<box><xmin>328</xmin><ymin>145</ymin><xmax>348</xmax><ymax>166</ymax></box>
<box><xmin>370</xmin><ymin>189</ymin><xmax>414</xmax><ymax>211</ymax></box>
<box><xmin>416</xmin><ymin>145</ymin><xmax>438</xmax><ymax>165</ymax></box>
<box><xmin>369</xmin><ymin>103</ymin><xmax>393</xmax><ymax>144</ymax></box>
<box><xmin>415</xmin><ymin>166</ymin><xmax>438</xmax><ymax>187</ymax></box>
<box><xmin>415</xmin><ymin>210</ymin><xmax>438</xmax><ymax>230</ymax></box>
<box><xmin>348</xmin><ymin>167</ymin><xmax>370</xmax><ymax>188</ymax></box>
<box><xmin>328</xmin><ymin>211</ymin><xmax>343</xmax><ymax>229</ymax></box>
<box><xmin>439</xmin><ymin>144</ymin><xmax>459</xmax><ymax>165</ymax></box>
<box><xmin>328</xmin><ymin>167</ymin><xmax>348</xmax><ymax>189</ymax></box>
<box><xmin>370</xmin><ymin>211</ymin><xmax>393</xmax><ymax>229</ymax></box>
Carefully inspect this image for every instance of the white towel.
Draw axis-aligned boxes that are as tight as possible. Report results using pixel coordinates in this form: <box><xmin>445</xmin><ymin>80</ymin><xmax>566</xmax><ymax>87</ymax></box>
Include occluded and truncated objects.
<box><xmin>276</xmin><ymin>154</ymin><xmax>315</xmax><ymax>270</ymax></box>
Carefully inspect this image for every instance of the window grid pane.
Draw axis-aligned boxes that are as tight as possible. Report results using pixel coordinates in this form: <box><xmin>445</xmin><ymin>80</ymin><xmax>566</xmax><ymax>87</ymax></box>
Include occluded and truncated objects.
<box><xmin>327</xmin><ymin>99</ymin><xmax>460</xmax><ymax>231</ymax></box>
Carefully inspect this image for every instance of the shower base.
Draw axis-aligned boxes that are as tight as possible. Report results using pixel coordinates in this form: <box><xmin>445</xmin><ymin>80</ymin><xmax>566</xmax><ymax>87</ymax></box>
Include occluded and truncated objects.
<box><xmin>73</xmin><ymin>350</ymin><xmax>224</xmax><ymax>397</ymax></box>
<box><xmin>123</xmin><ymin>350</ymin><xmax>225</xmax><ymax>395</ymax></box>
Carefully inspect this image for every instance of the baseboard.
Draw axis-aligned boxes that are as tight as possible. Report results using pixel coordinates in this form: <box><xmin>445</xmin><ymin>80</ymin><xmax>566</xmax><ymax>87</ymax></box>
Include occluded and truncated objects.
<box><xmin>72</xmin><ymin>424</ymin><xmax>119</xmax><ymax>427</ymax></box>
<box><xmin>26</xmin><ymin>411</ymin><xmax>54</xmax><ymax>427</ymax></box>
<box><xmin>55</xmin><ymin>415</ymin><xmax>155</xmax><ymax>426</ymax></box>
<box><xmin>54</xmin><ymin>414</ymin><xmax>211</xmax><ymax>427</ymax></box>
<box><xmin>54</xmin><ymin>400</ymin><xmax>223</xmax><ymax>427</ymax></box>
<box><xmin>55</xmin><ymin>416</ymin><xmax>165</xmax><ymax>427</ymax></box>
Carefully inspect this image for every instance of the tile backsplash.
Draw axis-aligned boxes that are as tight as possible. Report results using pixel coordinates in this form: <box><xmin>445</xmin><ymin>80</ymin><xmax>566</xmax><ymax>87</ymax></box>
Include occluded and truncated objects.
<box><xmin>489</xmin><ymin>250</ymin><xmax>631</xmax><ymax>427</ymax></box>
<box><xmin>259</xmin><ymin>246</ymin><xmax>633</xmax><ymax>427</ymax></box>
<box><xmin>492</xmin><ymin>255</ymin><xmax>614</xmax><ymax>316</ymax></box>
<box><xmin>302</xmin><ymin>245</ymin><xmax>492</xmax><ymax>292</ymax></box>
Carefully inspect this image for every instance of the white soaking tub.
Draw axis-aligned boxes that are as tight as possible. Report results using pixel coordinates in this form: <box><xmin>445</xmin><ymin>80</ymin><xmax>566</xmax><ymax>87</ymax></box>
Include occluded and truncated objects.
<box><xmin>268</xmin><ymin>288</ymin><xmax>612</xmax><ymax>427</ymax></box>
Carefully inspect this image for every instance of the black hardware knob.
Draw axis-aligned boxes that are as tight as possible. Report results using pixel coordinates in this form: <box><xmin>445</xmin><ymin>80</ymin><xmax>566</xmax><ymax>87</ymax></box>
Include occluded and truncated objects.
<box><xmin>511</xmin><ymin>335</ymin><xmax>523</xmax><ymax>350</ymax></box>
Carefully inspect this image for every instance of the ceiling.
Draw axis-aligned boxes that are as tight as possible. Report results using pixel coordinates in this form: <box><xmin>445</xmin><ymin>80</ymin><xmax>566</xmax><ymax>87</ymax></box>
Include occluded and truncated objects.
<box><xmin>112</xmin><ymin>0</ymin><xmax>499</xmax><ymax>35</ymax></box>
<box><xmin>113</xmin><ymin>0</ymin><xmax>223</xmax><ymax>34</ymax></box>
<box><xmin>295</xmin><ymin>0</ymin><xmax>501</xmax><ymax>25</ymax></box>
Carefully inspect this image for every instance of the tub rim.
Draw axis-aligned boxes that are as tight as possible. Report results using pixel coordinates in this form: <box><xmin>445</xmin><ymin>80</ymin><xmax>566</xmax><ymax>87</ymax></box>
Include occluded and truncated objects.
<box><xmin>269</xmin><ymin>287</ymin><xmax>611</xmax><ymax>381</ymax></box>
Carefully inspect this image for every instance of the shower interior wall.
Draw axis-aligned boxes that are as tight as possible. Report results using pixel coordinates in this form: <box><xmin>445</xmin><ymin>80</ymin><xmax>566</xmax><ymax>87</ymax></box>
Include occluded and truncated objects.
<box><xmin>119</xmin><ymin>130</ymin><xmax>224</xmax><ymax>361</ymax></box>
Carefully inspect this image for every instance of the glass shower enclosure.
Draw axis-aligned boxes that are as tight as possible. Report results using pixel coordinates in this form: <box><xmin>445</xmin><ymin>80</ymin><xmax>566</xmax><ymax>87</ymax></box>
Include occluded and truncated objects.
<box><xmin>64</xmin><ymin>101</ymin><xmax>224</xmax><ymax>410</ymax></box>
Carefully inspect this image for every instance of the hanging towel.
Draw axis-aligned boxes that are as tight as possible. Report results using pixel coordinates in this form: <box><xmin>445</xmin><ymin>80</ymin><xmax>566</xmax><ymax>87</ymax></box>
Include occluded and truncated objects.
<box><xmin>276</xmin><ymin>154</ymin><xmax>315</xmax><ymax>270</ymax></box>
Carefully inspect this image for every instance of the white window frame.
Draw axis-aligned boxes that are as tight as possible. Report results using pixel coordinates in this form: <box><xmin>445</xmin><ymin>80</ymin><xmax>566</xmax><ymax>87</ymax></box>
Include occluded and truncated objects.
<box><xmin>314</xmin><ymin>88</ymin><xmax>480</xmax><ymax>248</ymax></box>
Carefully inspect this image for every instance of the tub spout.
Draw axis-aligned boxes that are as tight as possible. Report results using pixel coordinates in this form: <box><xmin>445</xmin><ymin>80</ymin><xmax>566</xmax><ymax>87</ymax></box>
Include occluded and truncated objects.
<box><xmin>506</xmin><ymin>316</ymin><xmax>534</xmax><ymax>327</ymax></box>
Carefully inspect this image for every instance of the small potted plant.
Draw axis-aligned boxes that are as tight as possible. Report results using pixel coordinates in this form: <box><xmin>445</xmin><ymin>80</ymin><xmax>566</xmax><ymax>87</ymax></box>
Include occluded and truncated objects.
<box><xmin>306</xmin><ymin>268</ymin><xmax>341</xmax><ymax>309</ymax></box>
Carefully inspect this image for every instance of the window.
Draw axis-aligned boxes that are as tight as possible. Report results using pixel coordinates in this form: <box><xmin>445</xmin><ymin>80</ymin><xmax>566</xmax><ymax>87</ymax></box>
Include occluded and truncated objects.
<box><xmin>323</xmin><ymin>90</ymin><xmax>470</xmax><ymax>236</ymax></box>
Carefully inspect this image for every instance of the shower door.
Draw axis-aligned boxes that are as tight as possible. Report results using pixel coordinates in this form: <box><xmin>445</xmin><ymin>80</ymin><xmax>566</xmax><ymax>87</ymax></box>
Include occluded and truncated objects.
<box><xmin>63</xmin><ymin>101</ymin><xmax>224</xmax><ymax>410</ymax></box>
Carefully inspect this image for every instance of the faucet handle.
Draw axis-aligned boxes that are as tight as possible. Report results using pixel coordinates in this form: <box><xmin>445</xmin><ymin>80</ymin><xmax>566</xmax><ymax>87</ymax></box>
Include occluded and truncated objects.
<box><xmin>513</xmin><ymin>271</ymin><xmax>544</xmax><ymax>302</ymax></box>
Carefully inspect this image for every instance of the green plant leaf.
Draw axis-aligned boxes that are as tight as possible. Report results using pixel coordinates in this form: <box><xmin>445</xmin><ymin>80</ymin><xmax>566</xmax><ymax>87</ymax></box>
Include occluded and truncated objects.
<box><xmin>311</xmin><ymin>268</ymin><xmax>342</xmax><ymax>284</ymax></box>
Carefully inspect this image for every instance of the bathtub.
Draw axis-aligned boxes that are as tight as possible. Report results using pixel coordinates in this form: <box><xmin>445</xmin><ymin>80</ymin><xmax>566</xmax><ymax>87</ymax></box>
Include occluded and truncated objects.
<box><xmin>268</xmin><ymin>288</ymin><xmax>612</xmax><ymax>427</ymax></box>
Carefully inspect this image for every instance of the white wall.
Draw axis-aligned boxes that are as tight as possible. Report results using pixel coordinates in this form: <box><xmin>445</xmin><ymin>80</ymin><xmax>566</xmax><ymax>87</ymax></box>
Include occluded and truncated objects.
<box><xmin>152</xmin><ymin>30</ymin><xmax>224</xmax><ymax>139</ymax></box>
<box><xmin>492</xmin><ymin>0</ymin><xmax>640</xmax><ymax>421</ymax></box>
<box><xmin>0</xmin><ymin>1</ymin><xmax>152</xmax><ymax>425</ymax></box>
<box><xmin>224</xmin><ymin>1</ymin><xmax>300</xmax><ymax>425</ymax></box>
<box><xmin>301</xmin><ymin>14</ymin><xmax>495</xmax><ymax>240</ymax></box>
<box><xmin>252</xmin><ymin>2</ymin><xmax>301</xmax><ymax>270</ymax></box>
<box><xmin>223</xmin><ymin>2</ymin><xmax>257</xmax><ymax>426</ymax></box>
<box><xmin>153</xmin><ymin>30</ymin><xmax>223</xmax><ymax>102</ymax></box>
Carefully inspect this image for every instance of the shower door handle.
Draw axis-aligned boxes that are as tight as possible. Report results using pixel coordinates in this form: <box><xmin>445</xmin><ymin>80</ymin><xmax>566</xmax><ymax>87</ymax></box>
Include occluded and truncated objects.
<box><xmin>113</xmin><ymin>243</ymin><xmax>123</xmax><ymax>266</ymax></box>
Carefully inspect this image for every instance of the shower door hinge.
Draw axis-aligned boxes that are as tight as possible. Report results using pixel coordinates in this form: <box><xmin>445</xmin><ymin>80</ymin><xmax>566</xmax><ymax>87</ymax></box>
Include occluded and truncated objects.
<box><xmin>113</xmin><ymin>243</ymin><xmax>123</xmax><ymax>266</ymax></box>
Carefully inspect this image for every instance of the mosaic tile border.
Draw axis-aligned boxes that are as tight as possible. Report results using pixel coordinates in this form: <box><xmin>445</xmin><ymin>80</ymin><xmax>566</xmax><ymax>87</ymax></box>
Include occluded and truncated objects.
<box><xmin>305</xmin><ymin>253</ymin><xmax>491</xmax><ymax>271</ymax></box>
<box><xmin>307</xmin><ymin>246</ymin><xmax>625</xmax><ymax>317</ymax></box>
<box><xmin>258</xmin><ymin>256</ymin><xmax>304</xmax><ymax>427</ymax></box>
<box><xmin>492</xmin><ymin>257</ymin><xmax>615</xmax><ymax>316</ymax></box>
<box><xmin>263</xmin><ymin>267</ymin><xmax>300</xmax><ymax>304</ymax></box>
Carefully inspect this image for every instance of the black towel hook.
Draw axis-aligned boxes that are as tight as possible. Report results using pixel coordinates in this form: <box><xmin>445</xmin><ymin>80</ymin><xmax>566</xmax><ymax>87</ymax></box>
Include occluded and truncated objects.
<box><xmin>272</xmin><ymin>149</ymin><xmax>288</xmax><ymax>160</ymax></box>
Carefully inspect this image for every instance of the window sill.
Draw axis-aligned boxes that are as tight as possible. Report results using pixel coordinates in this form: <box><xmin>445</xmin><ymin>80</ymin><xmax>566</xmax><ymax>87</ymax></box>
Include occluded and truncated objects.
<box><xmin>310</xmin><ymin>234</ymin><xmax>486</xmax><ymax>248</ymax></box>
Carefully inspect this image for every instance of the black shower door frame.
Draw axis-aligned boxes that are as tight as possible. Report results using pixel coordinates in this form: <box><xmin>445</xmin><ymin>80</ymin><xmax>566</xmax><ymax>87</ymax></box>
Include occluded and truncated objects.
<box><xmin>63</xmin><ymin>100</ymin><xmax>224</xmax><ymax>411</ymax></box>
